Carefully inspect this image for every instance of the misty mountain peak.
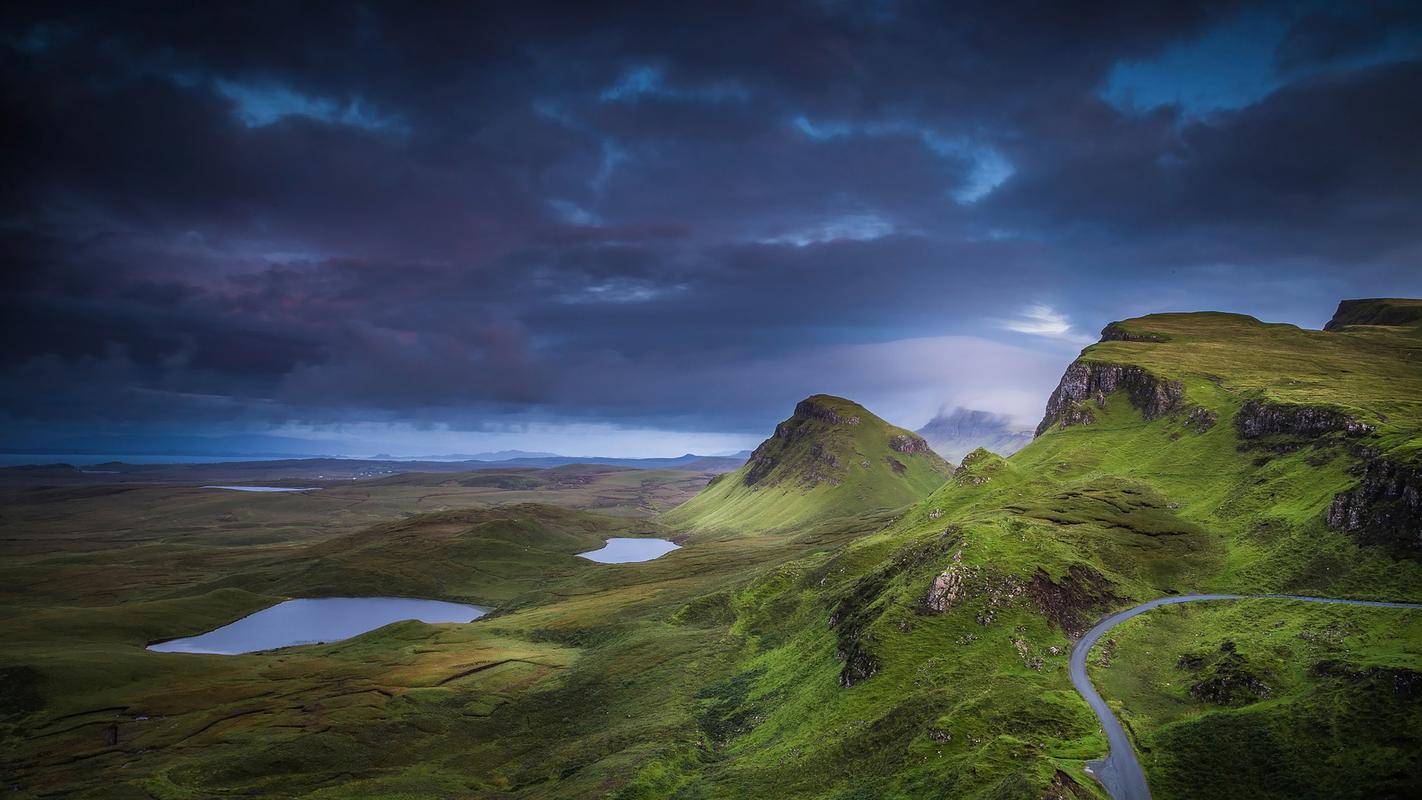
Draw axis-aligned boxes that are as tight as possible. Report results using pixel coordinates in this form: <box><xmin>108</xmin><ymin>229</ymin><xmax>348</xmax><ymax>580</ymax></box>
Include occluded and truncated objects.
<box><xmin>917</xmin><ymin>407</ymin><xmax>1034</xmax><ymax>464</ymax></box>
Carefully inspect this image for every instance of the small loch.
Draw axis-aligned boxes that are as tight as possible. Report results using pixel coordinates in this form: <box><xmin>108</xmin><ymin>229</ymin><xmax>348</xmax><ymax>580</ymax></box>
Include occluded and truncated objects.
<box><xmin>202</xmin><ymin>485</ymin><xmax>321</xmax><ymax>493</ymax></box>
<box><xmin>148</xmin><ymin>597</ymin><xmax>488</xmax><ymax>655</ymax></box>
<box><xmin>577</xmin><ymin>537</ymin><xmax>680</xmax><ymax>563</ymax></box>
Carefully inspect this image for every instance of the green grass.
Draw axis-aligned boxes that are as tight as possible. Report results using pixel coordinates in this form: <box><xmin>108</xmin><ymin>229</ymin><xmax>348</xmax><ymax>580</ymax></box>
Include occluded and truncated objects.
<box><xmin>1092</xmin><ymin>599</ymin><xmax>1422</xmax><ymax>799</ymax></box>
<box><xmin>3</xmin><ymin>304</ymin><xmax>1421</xmax><ymax>798</ymax></box>
<box><xmin>666</xmin><ymin>395</ymin><xmax>951</xmax><ymax>534</ymax></box>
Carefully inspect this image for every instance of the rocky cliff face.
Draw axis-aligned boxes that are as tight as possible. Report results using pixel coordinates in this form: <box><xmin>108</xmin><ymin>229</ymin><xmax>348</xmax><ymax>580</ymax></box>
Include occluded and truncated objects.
<box><xmin>1328</xmin><ymin>459</ymin><xmax>1422</xmax><ymax>558</ymax></box>
<box><xmin>1099</xmin><ymin>321</ymin><xmax>1169</xmax><ymax>342</ymax></box>
<box><xmin>793</xmin><ymin>397</ymin><xmax>861</xmax><ymax>426</ymax></box>
<box><xmin>743</xmin><ymin>397</ymin><xmax>859</xmax><ymax>486</ymax></box>
<box><xmin>1235</xmin><ymin>399</ymin><xmax>1375</xmax><ymax>439</ymax></box>
<box><xmin>1025</xmin><ymin>565</ymin><xmax>1120</xmax><ymax>638</ymax></box>
<box><xmin>1178</xmin><ymin>640</ymin><xmax>1274</xmax><ymax>705</ymax></box>
<box><xmin>1034</xmin><ymin>360</ymin><xmax>1183</xmax><ymax>436</ymax></box>
<box><xmin>888</xmin><ymin>433</ymin><xmax>932</xmax><ymax>454</ymax></box>
<box><xmin>1323</xmin><ymin>298</ymin><xmax>1422</xmax><ymax>331</ymax></box>
<box><xmin>740</xmin><ymin>395</ymin><xmax>943</xmax><ymax>490</ymax></box>
<box><xmin>667</xmin><ymin>394</ymin><xmax>951</xmax><ymax>532</ymax></box>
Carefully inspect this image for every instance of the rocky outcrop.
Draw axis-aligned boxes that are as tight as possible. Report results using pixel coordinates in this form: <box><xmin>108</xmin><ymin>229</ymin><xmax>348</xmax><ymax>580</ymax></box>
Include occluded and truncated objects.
<box><xmin>742</xmin><ymin>451</ymin><xmax>778</xmax><ymax>486</ymax></box>
<box><xmin>1026</xmin><ymin>565</ymin><xmax>1120</xmax><ymax>638</ymax></box>
<box><xmin>1324</xmin><ymin>298</ymin><xmax>1422</xmax><ymax>331</ymax></box>
<box><xmin>919</xmin><ymin>560</ymin><xmax>1023</xmax><ymax>626</ymax></box>
<box><xmin>1310</xmin><ymin>660</ymin><xmax>1422</xmax><ymax>698</ymax></box>
<box><xmin>741</xmin><ymin>395</ymin><xmax>939</xmax><ymax>489</ymax></box>
<box><xmin>834</xmin><ymin>533</ymin><xmax>964</xmax><ymax>685</ymax></box>
<box><xmin>831</xmin><ymin>564</ymin><xmax>896</xmax><ymax>688</ymax></box>
<box><xmin>794</xmin><ymin>397</ymin><xmax>861</xmax><ymax>426</ymax></box>
<box><xmin>1100</xmin><ymin>322</ymin><xmax>1169</xmax><ymax>343</ymax></box>
<box><xmin>1035</xmin><ymin>361</ymin><xmax>1183</xmax><ymax>436</ymax></box>
<box><xmin>923</xmin><ymin>568</ymin><xmax>964</xmax><ymax>612</ymax></box>
<box><xmin>1235</xmin><ymin>399</ymin><xmax>1375</xmax><ymax>439</ymax></box>
<box><xmin>923</xmin><ymin>548</ymin><xmax>966</xmax><ymax>612</ymax></box>
<box><xmin>838</xmin><ymin>649</ymin><xmax>880</xmax><ymax>688</ymax></box>
<box><xmin>951</xmin><ymin>448</ymin><xmax>1005</xmax><ymax>487</ymax></box>
<box><xmin>888</xmin><ymin>433</ymin><xmax>932</xmax><ymax>454</ymax></box>
<box><xmin>1180</xmin><ymin>640</ymin><xmax>1272</xmax><ymax>705</ymax></box>
<box><xmin>1184</xmin><ymin>407</ymin><xmax>1218</xmax><ymax>433</ymax></box>
<box><xmin>1327</xmin><ymin>459</ymin><xmax>1422</xmax><ymax>558</ymax></box>
<box><xmin>743</xmin><ymin>411</ymin><xmax>850</xmax><ymax>487</ymax></box>
<box><xmin>1040</xmin><ymin>768</ymin><xmax>1094</xmax><ymax>800</ymax></box>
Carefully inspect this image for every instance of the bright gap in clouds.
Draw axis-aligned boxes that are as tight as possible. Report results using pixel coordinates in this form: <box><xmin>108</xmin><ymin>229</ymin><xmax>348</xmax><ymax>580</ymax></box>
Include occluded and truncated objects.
<box><xmin>999</xmin><ymin>304</ymin><xmax>1096</xmax><ymax>344</ymax></box>
<box><xmin>267</xmin><ymin>421</ymin><xmax>760</xmax><ymax>460</ymax></box>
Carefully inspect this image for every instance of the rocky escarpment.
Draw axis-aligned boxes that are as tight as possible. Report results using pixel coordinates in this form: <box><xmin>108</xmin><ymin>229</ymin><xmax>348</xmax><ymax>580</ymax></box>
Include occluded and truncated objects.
<box><xmin>1323</xmin><ymin>298</ymin><xmax>1422</xmax><ymax>331</ymax></box>
<box><xmin>833</xmin><ymin>532</ymin><xmax>965</xmax><ymax>686</ymax></box>
<box><xmin>921</xmin><ymin>559</ymin><xmax>1117</xmax><ymax>638</ymax></box>
<box><xmin>888</xmin><ymin>433</ymin><xmax>932</xmax><ymax>454</ymax></box>
<box><xmin>742</xmin><ymin>449</ymin><xmax>780</xmax><ymax>487</ymax></box>
<box><xmin>923</xmin><ymin>544</ymin><xmax>967</xmax><ymax>612</ymax></box>
<box><xmin>794</xmin><ymin>397</ymin><xmax>861</xmax><ymax>426</ymax></box>
<box><xmin>1099</xmin><ymin>321</ymin><xmax>1169</xmax><ymax>343</ymax></box>
<box><xmin>1235</xmin><ymin>399</ymin><xmax>1375</xmax><ymax>439</ymax></box>
<box><xmin>1328</xmin><ymin>459</ymin><xmax>1422</xmax><ymax>558</ymax></box>
<box><xmin>1041</xmin><ymin>769</ymin><xmax>1094</xmax><ymax>800</ymax></box>
<box><xmin>743</xmin><ymin>398</ymin><xmax>861</xmax><ymax>486</ymax></box>
<box><xmin>745</xmin><ymin>400</ymin><xmax>853</xmax><ymax>488</ymax></box>
<box><xmin>1025</xmin><ymin>565</ymin><xmax>1121</xmax><ymax>638</ymax></box>
<box><xmin>669</xmin><ymin>394</ymin><xmax>950</xmax><ymax>532</ymax></box>
<box><xmin>830</xmin><ymin>566</ymin><xmax>893</xmax><ymax>687</ymax></box>
<box><xmin>1310</xmin><ymin>659</ymin><xmax>1422</xmax><ymax>698</ymax></box>
<box><xmin>1035</xmin><ymin>360</ymin><xmax>1183</xmax><ymax>436</ymax></box>
<box><xmin>1178</xmin><ymin>640</ymin><xmax>1273</xmax><ymax>705</ymax></box>
<box><xmin>951</xmin><ymin>447</ymin><xmax>1004</xmax><ymax>486</ymax></box>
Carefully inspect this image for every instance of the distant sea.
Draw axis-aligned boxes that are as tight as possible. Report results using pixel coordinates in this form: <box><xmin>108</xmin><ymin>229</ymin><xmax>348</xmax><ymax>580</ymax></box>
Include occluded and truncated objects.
<box><xmin>0</xmin><ymin>454</ymin><xmax>310</xmax><ymax>467</ymax></box>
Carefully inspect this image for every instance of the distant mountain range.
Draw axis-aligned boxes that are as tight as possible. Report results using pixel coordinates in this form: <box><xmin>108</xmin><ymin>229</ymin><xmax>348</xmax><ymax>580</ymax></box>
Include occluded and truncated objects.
<box><xmin>916</xmin><ymin>407</ymin><xmax>1034</xmax><ymax>464</ymax></box>
<box><xmin>454</xmin><ymin>452</ymin><xmax>754</xmax><ymax>472</ymax></box>
<box><xmin>0</xmin><ymin>451</ymin><xmax>755</xmax><ymax>486</ymax></box>
<box><xmin>369</xmin><ymin>450</ymin><xmax>561</xmax><ymax>461</ymax></box>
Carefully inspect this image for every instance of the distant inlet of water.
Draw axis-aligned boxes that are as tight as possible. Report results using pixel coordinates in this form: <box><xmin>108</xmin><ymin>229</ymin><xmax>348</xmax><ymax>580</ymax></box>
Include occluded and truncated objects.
<box><xmin>201</xmin><ymin>485</ymin><xmax>321</xmax><ymax>493</ymax></box>
<box><xmin>577</xmin><ymin>537</ymin><xmax>680</xmax><ymax>563</ymax></box>
<box><xmin>148</xmin><ymin>597</ymin><xmax>488</xmax><ymax>655</ymax></box>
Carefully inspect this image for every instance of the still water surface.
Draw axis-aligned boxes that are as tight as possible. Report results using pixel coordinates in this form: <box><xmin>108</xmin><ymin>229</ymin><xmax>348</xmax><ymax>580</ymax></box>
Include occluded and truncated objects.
<box><xmin>202</xmin><ymin>485</ymin><xmax>321</xmax><ymax>492</ymax></box>
<box><xmin>148</xmin><ymin>597</ymin><xmax>488</xmax><ymax>655</ymax></box>
<box><xmin>577</xmin><ymin>537</ymin><xmax>680</xmax><ymax>563</ymax></box>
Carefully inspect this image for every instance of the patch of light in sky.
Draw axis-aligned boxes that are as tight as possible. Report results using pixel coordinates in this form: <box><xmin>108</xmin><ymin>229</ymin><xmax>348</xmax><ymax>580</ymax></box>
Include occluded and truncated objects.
<box><xmin>1103</xmin><ymin>7</ymin><xmax>1422</xmax><ymax>115</ymax></box>
<box><xmin>266</xmin><ymin>421</ymin><xmax>759</xmax><ymax>459</ymax></box>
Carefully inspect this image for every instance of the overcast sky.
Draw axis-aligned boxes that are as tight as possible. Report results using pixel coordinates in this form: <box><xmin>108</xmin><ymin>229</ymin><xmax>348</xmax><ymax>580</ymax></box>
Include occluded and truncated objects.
<box><xmin>3</xmin><ymin>1</ymin><xmax>1421</xmax><ymax>457</ymax></box>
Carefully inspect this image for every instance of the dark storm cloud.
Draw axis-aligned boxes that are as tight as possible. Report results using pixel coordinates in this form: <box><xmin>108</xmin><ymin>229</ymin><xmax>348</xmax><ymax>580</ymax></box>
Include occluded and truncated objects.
<box><xmin>2</xmin><ymin>1</ymin><xmax>1420</xmax><ymax>453</ymax></box>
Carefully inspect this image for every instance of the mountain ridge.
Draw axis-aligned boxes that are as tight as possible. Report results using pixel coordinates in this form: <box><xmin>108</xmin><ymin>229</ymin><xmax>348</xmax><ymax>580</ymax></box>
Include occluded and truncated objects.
<box><xmin>916</xmin><ymin>407</ymin><xmax>1033</xmax><ymax>464</ymax></box>
<box><xmin>666</xmin><ymin>394</ymin><xmax>951</xmax><ymax>533</ymax></box>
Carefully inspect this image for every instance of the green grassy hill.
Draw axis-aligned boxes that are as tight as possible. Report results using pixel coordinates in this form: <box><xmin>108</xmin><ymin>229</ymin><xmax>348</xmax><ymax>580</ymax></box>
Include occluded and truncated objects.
<box><xmin>615</xmin><ymin>299</ymin><xmax>1422</xmax><ymax>798</ymax></box>
<box><xmin>1093</xmin><ymin>598</ymin><xmax>1422</xmax><ymax>800</ymax></box>
<box><xmin>4</xmin><ymin>300</ymin><xmax>1421</xmax><ymax>799</ymax></box>
<box><xmin>666</xmin><ymin>395</ymin><xmax>952</xmax><ymax>533</ymax></box>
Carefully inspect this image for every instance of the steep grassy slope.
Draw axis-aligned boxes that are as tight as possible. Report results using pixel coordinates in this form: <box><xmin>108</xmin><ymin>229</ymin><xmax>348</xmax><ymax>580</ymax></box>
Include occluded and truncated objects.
<box><xmin>1092</xmin><ymin>598</ymin><xmax>1422</xmax><ymax>800</ymax></box>
<box><xmin>666</xmin><ymin>395</ymin><xmax>952</xmax><ymax>533</ymax></box>
<box><xmin>611</xmin><ymin>300</ymin><xmax>1422</xmax><ymax>797</ymax></box>
<box><xmin>5</xmin><ymin>301</ymin><xmax>1420</xmax><ymax>799</ymax></box>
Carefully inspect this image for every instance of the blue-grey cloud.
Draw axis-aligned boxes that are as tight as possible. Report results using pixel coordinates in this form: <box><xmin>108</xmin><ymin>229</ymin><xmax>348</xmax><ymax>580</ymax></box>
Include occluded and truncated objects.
<box><xmin>2</xmin><ymin>1</ymin><xmax>1420</xmax><ymax>455</ymax></box>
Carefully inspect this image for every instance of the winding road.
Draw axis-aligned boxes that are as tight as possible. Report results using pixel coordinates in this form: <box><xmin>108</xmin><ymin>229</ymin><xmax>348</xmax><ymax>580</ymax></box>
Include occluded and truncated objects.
<box><xmin>1070</xmin><ymin>593</ymin><xmax>1422</xmax><ymax>800</ymax></box>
